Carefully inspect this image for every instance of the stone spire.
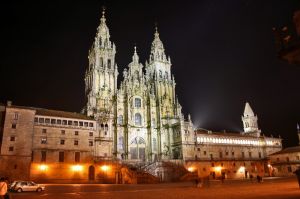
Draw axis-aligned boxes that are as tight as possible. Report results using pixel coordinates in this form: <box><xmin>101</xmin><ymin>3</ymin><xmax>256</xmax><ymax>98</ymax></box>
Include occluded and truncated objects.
<box><xmin>150</xmin><ymin>25</ymin><xmax>167</xmax><ymax>62</ymax></box>
<box><xmin>132</xmin><ymin>45</ymin><xmax>139</xmax><ymax>63</ymax></box>
<box><xmin>242</xmin><ymin>102</ymin><xmax>260</xmax><ymax>136</ymax></box>
<box><xmin>243</xmin><ymin>102</ymin><xmax>255</xmax><ymax>117</ymax></box>
<box><xmin>96</xmin><ymin>7</ymin><xmax>111</xmax><ymax>48</ymax></box>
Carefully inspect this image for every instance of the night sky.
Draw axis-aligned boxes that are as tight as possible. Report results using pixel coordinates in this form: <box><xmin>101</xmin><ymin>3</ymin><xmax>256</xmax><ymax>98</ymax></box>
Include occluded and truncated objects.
<box><xmin>1</xmin><ymin>1</ymin><xmax>300</xmax><ymax>148</ymax></box>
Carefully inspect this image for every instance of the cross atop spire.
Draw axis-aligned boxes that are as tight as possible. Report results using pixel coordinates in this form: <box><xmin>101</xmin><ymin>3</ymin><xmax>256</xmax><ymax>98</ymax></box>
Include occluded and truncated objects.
<box><xmin>132</xmin><ymin>45</ymin><xmax>139</xmax><ymax>63</ymax></box>
<box><xmin>101</xmin><ymin>6</ymin><xmax>106</xmax><ymax>23</ymax></box>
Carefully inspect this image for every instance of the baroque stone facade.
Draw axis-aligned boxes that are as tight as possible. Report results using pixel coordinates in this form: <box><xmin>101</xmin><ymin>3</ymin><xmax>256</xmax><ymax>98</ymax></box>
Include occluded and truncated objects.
<box><xmin>84</xmin><ymin>10</ymin><xmax>193</xmax><ymax>162</ymax></box>
<box><xmin>0</xmin><ymin>9</ymin><xmax>285</xmax><ymax>183</ymax></box>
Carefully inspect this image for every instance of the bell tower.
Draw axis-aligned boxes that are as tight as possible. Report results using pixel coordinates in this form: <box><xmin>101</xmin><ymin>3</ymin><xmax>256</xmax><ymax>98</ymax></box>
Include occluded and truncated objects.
<box><xmin>85</xmin><ymin>8</ymin><xmax>118</xmax><ymax>118</ymax></box>
<box><xmin>242</xmin><ymin>102</ymin><xmax>261</xmax><ymax>137</ymax></box>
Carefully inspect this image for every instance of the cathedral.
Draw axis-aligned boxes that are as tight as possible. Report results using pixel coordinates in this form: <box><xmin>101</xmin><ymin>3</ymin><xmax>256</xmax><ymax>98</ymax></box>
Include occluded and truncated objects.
<box><xmin>84</xmin><ymin>9</ymin><xmax>193</xmax><ymax>162</ymax></box>
<box><xmin>0</xmin><ymin>9</ymin><xmax>284</xmax><ymax>183</ymax></box>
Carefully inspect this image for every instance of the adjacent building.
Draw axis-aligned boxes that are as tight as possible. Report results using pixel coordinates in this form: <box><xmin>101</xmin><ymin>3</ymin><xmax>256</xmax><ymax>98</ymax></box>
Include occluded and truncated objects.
<box><xmin>269</xmin><ymin>125</ymin><xmax>300</xmax><ymax>176</ymax></box>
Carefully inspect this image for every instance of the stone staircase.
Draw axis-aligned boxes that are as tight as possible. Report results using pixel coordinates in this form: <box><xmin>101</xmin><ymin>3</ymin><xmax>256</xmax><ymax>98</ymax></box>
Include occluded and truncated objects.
<box><xmin>141</xmin><ymin>161</ymin><xmax>189</xmax><ymax>182</ymax></box>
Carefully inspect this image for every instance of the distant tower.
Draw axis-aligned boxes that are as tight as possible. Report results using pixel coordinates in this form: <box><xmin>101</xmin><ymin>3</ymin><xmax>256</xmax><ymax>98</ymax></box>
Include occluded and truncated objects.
<box><xmin>242</xmin><ymin>102</ymin><xmax>261</xmax><ymax>137</ymax></box>
<box><xmin>297</xmin><ymin>123</ymin><xmax>300</xmax><ymax>145</ymax></box>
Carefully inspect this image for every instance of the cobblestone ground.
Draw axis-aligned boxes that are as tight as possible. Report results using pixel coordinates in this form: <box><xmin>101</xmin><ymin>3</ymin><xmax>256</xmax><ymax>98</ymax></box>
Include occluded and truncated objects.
<box><xmin>9</xmin><ymin>177</ymin><xmax>300</xmax><ymax>199</ymax></box>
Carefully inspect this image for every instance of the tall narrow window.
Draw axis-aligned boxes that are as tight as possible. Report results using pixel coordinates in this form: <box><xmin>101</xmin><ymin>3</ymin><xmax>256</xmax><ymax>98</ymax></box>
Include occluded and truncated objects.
<box><xmin>165</xmin><ymin>72</ymin><xmax>168</xmax><ymax>79</ymax></box>
<box><xmin>100</xmin><ymin>57</ymin><xmax>103</xmax><ymax>67</ymax></box>
<box><xmin>249</xmin><ymin>152</ymin><xmax>252</xmax><ymax>158</ymax></box>
<box><xmin>107</xmin><ymin>59</ymin><xmax>111</xmax><ymax>69</ymax></box>
<box><xmin>59</xmin><ymin>152</ymin><xmax>64</xmax><ymax>162</ymax></box>
<box><xmin>13</xmin><ymin>113</ymin><xmax>19</xmax><ymax>120</ymax></box>
<box><xmin>159</xmin><ymin>70</ymin><xmax>162</xmax><ymax>78</ymax></box>
<box><xmin>41</xmin><ymin>151</ymin><xmax>46</xmax><ymax>162</ymax></box>
<box><xmin>135</xmin><ymin>113</ymin><xmax>142</xmax><ymax>126</ymax></box>
<box><xmin>153</xmin><ymin>138</ymin><xmax>157</xmax><ymax>151</ymax></box>
<box><xmin>258</xmin><ymin>152</ymin><xmax>262</xmax><ymax>158</ymax></box>
<box><xmin>75</xmin><ymin>152</ymin><xmax>80</xmax><ymax>163</ymax></box>
<box><xmin>135</xmin><ymin>98</ymin><xmax>141</xmax><ymax>108</ymax></box>
<box><xmin>118</xmin><ymin>115</ymin><xmax>123</xmax><ymax>125</ymax></box>
<box><xmin>242</xmin><ymin>152</ymin><xmax>245</xmax><ymax>158</ymax></box>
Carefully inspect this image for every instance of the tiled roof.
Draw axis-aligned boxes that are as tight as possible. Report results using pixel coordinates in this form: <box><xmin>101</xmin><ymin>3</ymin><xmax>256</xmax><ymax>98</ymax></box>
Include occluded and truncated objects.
<box><xmin>35</xmin><ymin>108</ymin><xmax>93</xmax><ymax>120</ymax></box>
<box><xmin>269</xmin><ymin>146</ymin><xmax>300</xmax><ymax>156</ymax></box>
<box><xmin>6</xmin><ymin>104</ymin><xmax>93</xmax><ymax>120</ymax></box>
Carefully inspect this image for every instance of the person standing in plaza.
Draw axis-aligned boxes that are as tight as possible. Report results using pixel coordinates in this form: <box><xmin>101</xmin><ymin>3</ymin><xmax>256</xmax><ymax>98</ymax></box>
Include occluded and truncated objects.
<box><xmin>293</xmin><ymin>167</ymin><xmax>300</xmax><ymax>188</ymax></box>
<box><xmin>0</xmin><ymin>178</ymin><xmax>8</xmax><ymax>199</ymax></box>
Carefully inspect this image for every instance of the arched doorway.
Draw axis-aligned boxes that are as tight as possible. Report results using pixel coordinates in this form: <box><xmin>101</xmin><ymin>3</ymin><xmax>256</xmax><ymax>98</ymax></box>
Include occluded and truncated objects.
<box><xmin>130</xmin><ymin>137</ymin><xmax>146</xmax><ymax>160</ymax></box>
<box><xmin>88</xmin><ymin>165</ymin><xmax>95</xmax><ymax>180</ymax></box>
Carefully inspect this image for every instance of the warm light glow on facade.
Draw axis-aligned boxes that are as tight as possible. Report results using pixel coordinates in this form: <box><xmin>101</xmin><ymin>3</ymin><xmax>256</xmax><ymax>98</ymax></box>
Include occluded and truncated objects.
<box><xmin>187</xmin><ymin>167</ymin><xmax>194</xmax><ymax>172</ymax></box>
<box><xmin>214</xmin><ymin>166</ymin><xmax>222</xmax><ymax>172</ymax></box>
<box><xmin>71</xmin><ymin>165</ymin><xmax>83</xmax><ymax>172</ymax></box>
<box><xmin>196</xmin><ymin>136</ymin><xmax>280</xmax><ymax>146</ymax></box>
<box><xmin>38</xmin><ymin>164</ymin><xmax>48</xmax><ymax>171</ymax></box>
<box><xmin>238</xmin><ymin>166</ymin><xmax>245</xmax><ymax>173</ymax></box>
<box><xmin>101</xmin><ymin>165</ymin><xmax>109</xmax><ymax>172</ymax></box>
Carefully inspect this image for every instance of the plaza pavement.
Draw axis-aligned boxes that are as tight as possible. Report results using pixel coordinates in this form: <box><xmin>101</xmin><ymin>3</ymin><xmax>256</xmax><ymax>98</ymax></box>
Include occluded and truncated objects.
<box><xmin>9</xmin><ymin>177</ymin><xmax>300</xmax><ymax>199</ymax></box>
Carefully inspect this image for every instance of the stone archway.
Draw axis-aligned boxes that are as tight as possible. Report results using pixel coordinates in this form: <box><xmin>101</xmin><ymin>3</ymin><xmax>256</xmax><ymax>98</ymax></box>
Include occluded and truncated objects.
<box><xmin>88</xmin><ymin>165</ymin><xmax>95</xmax><ymax>180</ymax></box>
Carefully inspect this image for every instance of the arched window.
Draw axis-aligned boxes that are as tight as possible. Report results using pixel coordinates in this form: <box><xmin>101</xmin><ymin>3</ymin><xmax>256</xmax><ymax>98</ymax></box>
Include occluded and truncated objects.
<box><xmin>118</xmin><ymin>115</ymin><xmax>123</xmax><ymax>125</ymax></box>
<box><xmin>135</xmin><ymin>98</ymin><xmax>141</xmax><ymax>108</ymax></box>
<box><xmin>105</xmin><ymin>124</ymin><xmax>108</xmax><ymax>131</ymax></box>
<box><xmin>135</xmin><ymin>113</ymin><xmax>142</xmax><ymax>126</ymax></box>
<box><xmin>165</xmin><ymin>72</ymin><xmax>168</xmax><ymax>79</ymax></box>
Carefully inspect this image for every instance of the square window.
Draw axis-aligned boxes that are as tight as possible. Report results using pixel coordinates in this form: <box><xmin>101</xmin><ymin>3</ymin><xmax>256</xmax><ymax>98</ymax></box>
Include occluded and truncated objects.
<box><xmin>39</xmin><ymin>118</ymin><xmax>44</xmax><ymax>123</ymax></box>
<box><xmin>226</xmin><ymin>152</ymin><xmax>229</xmax><ymax>156</ymax></box>
<box><xmin>34</xmin><ymin>117</ymin><xmax>38</xmax><ymax>123</ymax></box>
<box><xmin>60</xmin><ymin>140</ymin><xmax>65</xmax><ymax>145</ymax></box>
<box><xmin>9</xmin><ymin>146</ymin><xmax>14</xmax><ymax>151</ymax></box>
<box><xmin>11</xmin><ymin>124</ymin><xmax>16</xmax><ymax>129</ymax></box>
<box><xmin>42</xmin><ymin>129</ymin><xmax>47</xmax><ymax>133</ymax></box>
<box><xmin>51</xmin><ymin>119</ymin><xmax>56</xmax><ymax>124</ymax></box>
<box><xmin>75</xmin><ymin>131</ymin><xmax>79</xmax><ymax>136</ymax></box>
<box><xmin>89</xmin><ymin>132</ymin><xmax>93</xmax><ymax>137</ymax></box>
<box><xmin>197</xmin><ymin>148</ymin><xmax>200</xmax><ymax>151</ymax></box>
<box><xmin>41</xmin><ymin>138</ymin><xmax>47</xmax><ymax>144</ymax></box>
<box><xmin>10</xmin><ymin>136</ymin><xmax>15</xmax><ymax>141</ymax></box>
<box><xmin>79</xmin><ymin>122</ymin><xmax>83</xmax><ymax>126</ymax></box>
<box><xmin>74</xmin><ymin>121</ymin><xmax>78</xmax><ymax>126</ymax></box>
<box><xmin>45</xmin><ymin>118</ymin><xmax>50</xmax><ymax>124</ymax></box>
<box><xmin>62</xmin><ymin>120</ymin><xmax>67</xmax><ymax>125</ymax></box>
<box><xmin>232</xmin><ymin>152</ymin><xmax>235</xmax><ymax>156</ymax></box>
<box><xmin>84</xmin><ymin>122</ymin><xmax>88</xmax><ymax>127</ymax></box>
<box><xmin>57</xmin><ymin>120</ymin><xmax>62</xmax><ymax>125</ymax></box>
<box><xmin>61</xmin><ymin>130</ymin><xmax>65</xmax><ymax>135</ymax></box>
<box><xmin>68</xmin><ymin>121</ymin><xmax>72</xmax><ymax>125</ymax></box>
<box><xmin>74</xmin><ymin>140</ymin><xmax>78</xmax><ymax>145</ymax></box>
<box><xmin>89</xmin><ymin>141</ymin><xmax>93</xmax><ymax>146</ymax></box>
<box><xmin>204</xmin><ymin>151</ymin><xmax>207</xmax><ymax>155</ymax></box>
<box><xmin>89</xmin><ymin>123</ymin><xmax>94</xmax><ymax>127</ymax></box>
